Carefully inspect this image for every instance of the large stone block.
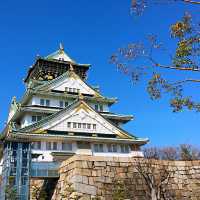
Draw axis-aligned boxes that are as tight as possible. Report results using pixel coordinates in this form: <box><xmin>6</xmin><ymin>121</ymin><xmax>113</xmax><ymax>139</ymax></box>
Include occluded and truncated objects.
<box><xmin>73</xmin><ymin>183</ymin><xmax>97</xmax><ymax>196</ymax></box>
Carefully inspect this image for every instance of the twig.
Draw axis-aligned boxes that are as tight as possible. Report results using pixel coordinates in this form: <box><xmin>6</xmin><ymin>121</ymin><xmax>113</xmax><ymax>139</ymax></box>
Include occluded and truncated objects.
<box><xmin>183</xmin><ymin>0</ymin><xmax>200</xmax><ymax>5</ymax></box>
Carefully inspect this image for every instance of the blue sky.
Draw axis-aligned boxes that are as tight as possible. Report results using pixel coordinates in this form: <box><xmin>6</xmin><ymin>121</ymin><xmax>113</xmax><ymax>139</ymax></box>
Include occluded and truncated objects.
<box><xmin>0</xmin><ymin>0</ymin><xmax>199</xmax><ymax>147</ymax></box>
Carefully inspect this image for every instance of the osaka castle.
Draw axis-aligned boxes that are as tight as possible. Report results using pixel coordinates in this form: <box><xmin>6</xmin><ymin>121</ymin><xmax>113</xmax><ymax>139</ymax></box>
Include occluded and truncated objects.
<box><xmin>0</xmin><ymin>44</ymin><xmax>148</xmax><ymax>200</ymax></box>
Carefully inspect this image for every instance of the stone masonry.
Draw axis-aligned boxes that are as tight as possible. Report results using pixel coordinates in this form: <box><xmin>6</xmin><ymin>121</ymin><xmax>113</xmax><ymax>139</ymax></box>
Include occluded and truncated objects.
<box><xmin>36</xmin><ymin>155</ymin><xmax>200</xmax><ymax>200</ymax></box>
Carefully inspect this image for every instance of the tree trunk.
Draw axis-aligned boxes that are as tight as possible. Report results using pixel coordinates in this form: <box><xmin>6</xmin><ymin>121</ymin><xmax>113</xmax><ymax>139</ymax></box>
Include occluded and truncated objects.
<box><xmin>151</xmin><ymin>188</ymin><xmax>157</xmax><ymax>200</ymax></box>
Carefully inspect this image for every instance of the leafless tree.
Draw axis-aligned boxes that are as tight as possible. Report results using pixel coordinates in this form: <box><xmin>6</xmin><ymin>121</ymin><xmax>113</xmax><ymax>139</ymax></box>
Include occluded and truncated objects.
<box><xmin>133</xmin><ymin>158</ymin><xmax>175</xmax><ymax>200</ymax></box>
<box><xmin>143</xmin><ymin>145</ymin><xmax>200</xmax><ymax>160</ymax></box>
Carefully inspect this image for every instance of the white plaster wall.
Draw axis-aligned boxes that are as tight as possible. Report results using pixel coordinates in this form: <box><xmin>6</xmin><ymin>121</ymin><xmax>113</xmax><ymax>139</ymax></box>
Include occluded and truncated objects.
<box><xmin>52</xmin><ymin>76</ymin><xmax>96</xmax><ymax>96</ymax></box>
<box><xmin>27</xmin><ymin>96</ymin><xmax>109</xmax><ymax>113</ymax></box>
<box><xmin>29</xmin><ymin>96</ymin><xmax>73</xmax><ymax>108</ymax></box>
<box><xmin>31</xmin><ymin>141</ymin><xmax>143</xmax><ymax>161</ymax></box>
<box><xmin>21</xmin><ymin>114</ymin><xmax>32</xmax><ymax>128</ymax></box>
<box><xmin>48</xmin><ymin>108</ymin><xmax>119</xmax><ymax>135</ymax></box>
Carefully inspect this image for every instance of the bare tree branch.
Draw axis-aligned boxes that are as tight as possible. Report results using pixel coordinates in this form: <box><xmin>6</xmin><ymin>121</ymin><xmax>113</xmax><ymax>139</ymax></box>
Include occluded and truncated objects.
<box><xmin>172</xmin><ymin>79</ymin><xmax>200</xmax><ymax>85</ymax></box>
<box><xmin>183</xmin><ymin>0</ymin><xmax>200</xmax><ymax>5</ymax></box>
<box><xmin>148</xmin><ymin>56</ymin><xmax>200</xmax><ymax>72</ymax></box>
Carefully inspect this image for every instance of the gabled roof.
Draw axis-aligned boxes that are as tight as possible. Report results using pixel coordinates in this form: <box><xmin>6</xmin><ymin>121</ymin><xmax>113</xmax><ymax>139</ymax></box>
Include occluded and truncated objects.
<box><xmin>46</xmin><ymin>43</ymin><xmax>76</xmax><ymax>63</ymax></box>
<box><xmin>32</xmin><ymin>68</ymin><xmax>103</xmax><ymax>97</ymax></box>
<box><xmin>18</xmin><ymin>99</ymin><xmax>144</xmax><ymax>141</ymax></box>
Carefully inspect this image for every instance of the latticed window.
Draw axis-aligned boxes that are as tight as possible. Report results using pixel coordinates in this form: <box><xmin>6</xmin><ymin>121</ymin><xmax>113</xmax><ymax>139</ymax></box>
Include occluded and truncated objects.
<box><xmin>46</xmin><ymin>142</ymin><xmax>52</xmax><ymax>150</ymax></box>
<box><xmin>32</xmin><ymin>142</ymin><xmax>41</xmax><ymax>150</ymax></box>
<box><xmin>107</xmin><ymin>144</ymin><xmax>118</xmax><ymax>153</ymax></box>
<box><xmin>53</xmin><ymin>142</ymin><xmax>57</xmax><ymax>150</ymax></box>
<box><xmin>93</xmin><ymin>124</ymin><xmax>97</xmax><ymax>130</ymax></box>
<box><xmin>95</xmin><ymin>104</ymin><xmax>98</xmax><ymax>111</ymax></box>
<box><xmin>59</xmin><ymin>101</ymin><xmax>64</xmax><ymax>108</ymax></box>
<box><xmin>87</xmin><ymin>124</ymin><xmax>91</xmax><ymax>129</ymax></box>
<box><xmin>32</xmin><ymin>116</ymin><xmax>42</xmax><ymax>122</ymax></box>
<box><xmin>40</xmin><ymin>99</ymin><xmax>45</xmax><ymax>106</ymax></box>
<box><xmin>46</xmin><ymin>99</ymin><xmax>50</xmax><ymax>106</ymax></box>
<box><xmin>100</xmin><ymin>105</ymin><xmax>103</xmax><ymax>112</ymax></box>
<box><xmin>73</xmin><ymin>122</ymin><xmax>77</xmax><ymax>128</ymax></box>
<box><xmin>62</xmin><ymin>143</ymin><xmax>72</xmax><ymax>151</ymax></box>
<box><xmin>67</xmin><ymin>122</ymin><xmax>71</xmax><ymax>128</ymax></box>
<box><xmin>120</xmin><ymin>144</ymin><xmax>129</xmax><ymax>153</ymax></box>
<box><xmin>94</xmin><ymin>144</ymin><xmax>104</xmax><ymax>152</ymax></box>
<box><xmin>40</xmin><ymin>99</ymin><xmax>50</xmax><ymax>106</ymax></box>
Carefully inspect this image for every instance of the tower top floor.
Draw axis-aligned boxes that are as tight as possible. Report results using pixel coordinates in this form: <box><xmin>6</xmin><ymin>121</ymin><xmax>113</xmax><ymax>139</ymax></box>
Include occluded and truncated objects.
<box><xmin>24</xmin><ymin>43</ymin><xmax>91</xmax><ymax>83</ymax></box>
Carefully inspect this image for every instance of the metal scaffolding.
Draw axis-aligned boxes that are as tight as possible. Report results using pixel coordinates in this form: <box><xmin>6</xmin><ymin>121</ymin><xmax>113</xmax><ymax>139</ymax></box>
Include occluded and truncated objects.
<box><xmin>0</xmin><ymin>142</ymin><xmax>31</xmax><ymax>200</ymax></box>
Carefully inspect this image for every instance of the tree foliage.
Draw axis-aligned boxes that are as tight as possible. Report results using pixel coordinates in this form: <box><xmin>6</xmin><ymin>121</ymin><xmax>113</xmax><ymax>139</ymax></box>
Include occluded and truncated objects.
<box><xmin>110</xmin><ymin>0</ymin><xmax>200</xmax><ymax>112</ymax></box>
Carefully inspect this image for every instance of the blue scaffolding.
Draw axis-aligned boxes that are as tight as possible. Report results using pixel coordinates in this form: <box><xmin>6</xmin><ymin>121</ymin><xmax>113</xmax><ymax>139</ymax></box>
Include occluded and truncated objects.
<box><xmin>0</xmin><ymin>142</ymin><xmax>31</xmax><ymax>200</ymax></box>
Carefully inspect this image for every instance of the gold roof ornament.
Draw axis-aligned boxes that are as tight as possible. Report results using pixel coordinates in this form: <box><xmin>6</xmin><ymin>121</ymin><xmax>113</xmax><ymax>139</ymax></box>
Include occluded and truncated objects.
<box><xmin>78</xmin><ymin>90</ymin><xmax>84</xmax><ymax>100</ymax></box>
<box><xmin>69</xmin><ymin>63</ymin><xmax>74</xmax><ymax>72</ymax></box>
<box><xmin>59</xmin><ymin>43</ymin><xmax>64</xmax><ymax>51</ymax></box>
<box><xmin>69</xmin><ymin>63</ymin><xmax>76</xmax><ymax>78</ymax></box>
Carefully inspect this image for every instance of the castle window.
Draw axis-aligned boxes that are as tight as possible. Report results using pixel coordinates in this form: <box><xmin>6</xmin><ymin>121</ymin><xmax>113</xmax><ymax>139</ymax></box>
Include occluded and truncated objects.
<box><xmin>120</xmin><ymin>145</ymin><xmax>129</xmax><ymax>153</ymax></box>
<box><xmin>65</xmin><ymin>101</ymin><xmax>68</xmax><ymax>107</ymax></box>
<box><xmin>67</xmin><ymin>122</ymin><xmax>71</xmax><ymax>128</ymax></box>
<box><xmin>32</xmin><ymin>142</ymin><xmax>41</xmax><ymax>150</ymax></box>
<box><xmin>95</xmin><ymin>105</ymin><xmax>98</xmax><ymax>111</ymax></box>
<box><xmin>93</xmin><ymin>124</ymin><xmax>97</xmax><ymax>130</ymax></box>
<box><xmin>53</xmin><ymin>142</ymin><xmax>57</xmax><ymax>150</ymax></box>
<box><xmin>94</xmin><ymin>144</ymin><xmax>104</xmax><ymax>152</ymax></box>
<box><xmin>107</xmin><ymin>144</ymin><xmax>117</xmax><ymax>153</ymax></box>
<box><xmin>73</xmin><ymin>122</ymin><xmax>77</xmax><ymax>128</ymax></box>
<box><xmin>32</xmin><ymin>116</ymin><xmax>42</xmax><ymax>122</ymax></box>
<box><xmin>40</xmin><ymin>99</ymin><xmax>50</xmax><ymax>106</ymax></box>
<box><xmin>46</xmin><ymin>99</ymin><xmax>50</xmax><ymax>106</ymax></box>
<box><xmin>87</xmin><ymin>124</ymin><xmax>91</xmax><ymax>129</ymax></box>
<box><xmin>46</xmin><ymin>142</ymin><xmax>52</xmax><ymax>150</ymax></box>
<box><xmin>62</xmin><ymin>142</ymin><xmax>72</xmax><ymax>151</ymax></box>
<box><xmin>59</xmin><ymin>101</ymin><xmax>64</xmax><ymax>108</ymax></box>
<box><xmin>100</xmin><ymin>105</ymin><xmax>103</xmax><ymax>112</ymax></box>
<box><xmin>67</xmin><ymin>122</ymin><xmax>97</xmax><ymax>130</ymax></box>
<box><xmin>32</xmin><ymin>116</ymin><xmax>37</xmax><ymax>122</ymax></box>
<box><xmin>40</xmin><ymin>99</ymin><xmax>44</xmax><ymax>106</ymax></box>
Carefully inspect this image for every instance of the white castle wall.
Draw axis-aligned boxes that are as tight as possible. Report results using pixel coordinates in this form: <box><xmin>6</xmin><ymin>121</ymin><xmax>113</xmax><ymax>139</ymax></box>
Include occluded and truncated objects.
<box><xmin>31</xmin><ymin>141</ymin><xmax>142</xmax><ymax>162</ymax></box>
<box><xmin>21</xmin><ymin>95</ymin><xmax>109</xmax><ymax>128</ymax></box>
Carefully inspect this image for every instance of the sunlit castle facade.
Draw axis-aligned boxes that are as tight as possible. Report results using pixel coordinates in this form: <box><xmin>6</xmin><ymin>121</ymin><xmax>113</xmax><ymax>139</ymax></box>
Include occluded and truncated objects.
<box><xmin>0</xmin><ymin>44</ymin><xmax>148</xmax><ymax>200</ymax></box>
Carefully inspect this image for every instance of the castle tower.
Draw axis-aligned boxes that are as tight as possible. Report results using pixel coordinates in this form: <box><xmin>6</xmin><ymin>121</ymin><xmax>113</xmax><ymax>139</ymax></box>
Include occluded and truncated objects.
<box><xmin>0</xmin><ymin>44</ymin><xmax>148</xmax><ymax>200</ymax></box>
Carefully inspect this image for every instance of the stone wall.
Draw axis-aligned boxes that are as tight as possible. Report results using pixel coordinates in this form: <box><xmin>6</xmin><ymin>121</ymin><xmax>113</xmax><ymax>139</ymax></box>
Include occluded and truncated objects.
<box><xmin>50</xmin><ymin>155</ymin><xmax>200</xmax><ymax>200</ymax></box>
